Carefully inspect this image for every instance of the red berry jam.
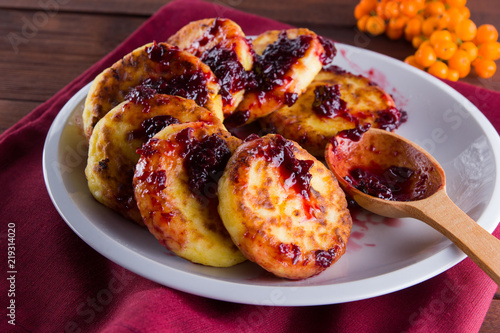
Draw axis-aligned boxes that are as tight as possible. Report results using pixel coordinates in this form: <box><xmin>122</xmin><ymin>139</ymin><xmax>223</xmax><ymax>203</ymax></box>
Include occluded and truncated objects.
<box><xmin>312</xmin><ymin>84</ymin><xmax>348</xmax><ymax>119</ymax></box>
<box><xmin>124</xmin><ymin>85</ymin><xmax>157</xmax><ymax>111</ymax></box>
<box><xmin>146</xmin><ymin>42</ymin><xmax>178</xmax><ymax>62</ymax></box>
<box><xmin>331</xmin><ymin>124</ymin><xmax>371</xmax><ymax>150</ymax></box>
<box><xmin>337</xmin><ymin>123</ymin><xmax>371</xmax><ymax>141</ymax></box>
<box><xmin>322</xmin><ymin>64</ymin><xmax>347</xmax><ymax>75</ymax></box>
<box><xmin>143</xmin><ymin>170</ymin><xmax>167</xmax><ymax>190</ymax></box>
<box><xmin>284</xmin><ymin>92</ymin><xmax>299</xmax><ymax>107</ymax></box>
<box><xmin>200</xmin><ymin>45</ymin><xmax>248</xmax><ymax>106</ymax></box>
<box><xmin>175</xmin><ymin>128</ymin><xmax>232</xmax><ymax>203</ymax></box>
<box><xmin>345</xmin><ymin>164</ymin><xmax>428</xmax><ymax>201</ymax></box>
<box><xmin>130</xmin><ymin>115</ymin><xmax>180</xmax><ymax>141</ymax></box>
<box><xmin>315</xmin><ymin>66</ymin><xmax>407</xmax><ymax>131</ymax></box>
<box><xmin>224</xmin><ymin>110</ymin><xmax>250</xmax><ymax>128</ymax></box>
<box><xmin>317</xmin><ymin>35</ymin><xmax>337</xmax><ymax>67</ymax></box>
<box><xmin>136</xmin><ymin>138</ymin><xmax>159</xmax><ymax>157</ymax></box>
<box><xmin>315</xmin><ymin>245</ymin><xmax>340</xmax><ymax>268</ymax></box>
<box><xmin>376</xmin><ymin>107</ymin><xmax>408</xmax><ymax>131</ymax></box>
<box><xmin>279</xmin><ymin>243</ymin><xmax>301</xmax><ymax>265</ymax></box>
<box><xmin>251</xmin><ymin>135</ymin><xmax>314</xmax><ymax>203</ymax></box>
<box><xmin>144</xmin><ymin>42</ymin><xmax>211</xmax><ymax>106</ymax></box>
<box><xmin>193</xmin><ymin>18</ymin><xmax>225</xmax><ymax>50</ymax></box>
<box><xmin>248</xmin><ymin>31</ymin><xmax>314</xmax><ymax>94</ymax></box>
<box><xmin>135</xmin><ymin>76</ymin><xmax>209</xmax><ymax>109</ymax></box>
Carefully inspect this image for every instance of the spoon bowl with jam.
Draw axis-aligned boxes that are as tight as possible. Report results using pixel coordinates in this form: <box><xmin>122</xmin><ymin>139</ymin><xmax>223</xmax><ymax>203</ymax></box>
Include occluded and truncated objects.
<box><xmin>325</xmin><ymin>126</ymin><xmax>500</xmax><ymax>285</ymax></box>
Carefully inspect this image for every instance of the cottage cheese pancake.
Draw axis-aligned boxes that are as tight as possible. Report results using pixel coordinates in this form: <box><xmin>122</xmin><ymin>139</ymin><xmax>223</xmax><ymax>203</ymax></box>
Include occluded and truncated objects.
<box><xmin>218</xmin><ymin>134</ymin><xmax>352</xmax><ymax>279</ymax></box>
<box><xmin>133</xmin><ymin>122</ymin><xmax>245</xmax><ymax>267</ymax></box>
<box><xmin>85</xmin><ymin>94</ymin><xmax>222</xmax><ymax>226</ymax></box>
<box><xmin>226</xmin><ymin>29</ymin><xmax>326</xmax><ymax>127</ymax></box>
<box><xmin>168</xmin><ymin>18</ymin><xmax>253</xmax><ymax>116</ymax></box>
<box><xmin>82</xmin><ymin>42</ymin><xmax>222</xmax><ymax>140</ymax></box>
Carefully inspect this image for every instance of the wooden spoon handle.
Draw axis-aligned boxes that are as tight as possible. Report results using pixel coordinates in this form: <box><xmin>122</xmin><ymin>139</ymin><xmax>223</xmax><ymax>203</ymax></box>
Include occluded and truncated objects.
<box><xmin>410</xmin><ymin>190</ymin><xmax>500</xmax><ymax>285</ymax></box>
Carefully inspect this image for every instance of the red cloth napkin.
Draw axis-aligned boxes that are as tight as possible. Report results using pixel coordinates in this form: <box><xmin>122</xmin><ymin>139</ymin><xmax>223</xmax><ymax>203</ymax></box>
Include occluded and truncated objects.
<box><xmin>1</xmin><ymin>0</ymin><xmax>499</xmax><ymax>332</ymax></box>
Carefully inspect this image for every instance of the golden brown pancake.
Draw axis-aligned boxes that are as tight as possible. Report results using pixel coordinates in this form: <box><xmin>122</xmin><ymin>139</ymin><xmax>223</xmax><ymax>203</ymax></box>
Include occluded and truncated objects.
<box><xmin>167</xmin><ymin>18</ymin><xmax>253</xmax><ymax>116</ymax></box>
<box><xmin>85</xmin><ymin>94</ymin><xmax>222</xmax><ymax>225</ymax></box>
<box><xmin>133</xmin><ymin>121</ymin><xmax>246</xmax><ymax>267</ymax></box>
<box><xmin>226</xmin><ymin>29</ymin><xmax>325</xmax><ymax>127</ymax></box>
<box><xmin>82</xmin><ymin>42</ymin><xmax>222</xmax><ymax>140</ymax></box>
<box><xmin>218</xmin><ymin>134</ymin><xmax>352</xmax><ymax>279</ymax></box>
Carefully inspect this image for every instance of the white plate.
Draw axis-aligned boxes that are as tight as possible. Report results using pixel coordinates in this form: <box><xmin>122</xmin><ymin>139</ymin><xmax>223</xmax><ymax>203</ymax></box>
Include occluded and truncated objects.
<box><xmin>43</xmin><ymin>43</ymin><xmax>500</xmax><ymax>306</ymax></box>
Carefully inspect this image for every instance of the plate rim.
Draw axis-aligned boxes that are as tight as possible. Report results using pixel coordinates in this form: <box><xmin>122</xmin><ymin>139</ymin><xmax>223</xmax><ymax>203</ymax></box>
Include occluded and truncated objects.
<box><xmin>42</xmin><ymin>42</ymin><xmax>500</xmax><ymax>306</ymax></box>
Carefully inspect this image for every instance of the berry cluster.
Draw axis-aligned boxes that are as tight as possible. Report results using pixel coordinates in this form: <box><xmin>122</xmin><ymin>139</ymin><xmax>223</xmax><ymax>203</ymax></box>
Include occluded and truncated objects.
<box><xmin>355</xmin><ymin>0</ymin><xmax>500</xmax><ymax>80</ymax></box>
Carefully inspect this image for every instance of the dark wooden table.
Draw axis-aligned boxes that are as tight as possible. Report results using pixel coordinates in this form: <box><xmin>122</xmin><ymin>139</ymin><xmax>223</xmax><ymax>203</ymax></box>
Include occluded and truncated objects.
<box><xmin>0</xmin><ymin>0</ymin><xmax>498</xmax><ymax>330</ymax></box>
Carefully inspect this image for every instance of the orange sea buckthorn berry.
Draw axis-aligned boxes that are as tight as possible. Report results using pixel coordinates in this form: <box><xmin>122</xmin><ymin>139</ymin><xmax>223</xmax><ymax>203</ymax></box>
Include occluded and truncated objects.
<box><xmin>412</xmin><ymin>35</ymin><xmax>426</xmax><ymax>49</ymax></box>
<box><xmin>384</xmin><ymin>1</ymin><xmax>401</xmax><ymax>19</ymax></box>
<box><xmin>434</xmin><ymin>40</ymin><xmax>458</xmax><ymax>60</ymax></box>
<box><xmin>404</xmin><ymin>55</ymin><xmax>415</xmax><ymax>64</ymax></box>
<box><xmin>478</xmin><ymin>41</ymin><xmax>500</xmax><ymax>61</ymax></box>
<box><xmin>419</xmin><ymin>40</ymin><xmax>432</xmax><ymax>50</ymax></box>
<box><xmin>459</xmin><ymin>41</ymin><xmax>478</xmax><ymax>61</ymax></box>
<box><xmin>447</xmin><ymin>68</ymin><xmax>460</xmax><ymax>81</ymax></box>
<box><xmin>354</xmin><ymin>4</ymin><xmax>369</xmax><ymax>20</ymax></box>
<box><xmin>428</xmin><ymin>61</ymin><xmax>449</xmax><ymax>79</ymax></box>
<box><xmin>386</xmin><ymin>27</ymin><xmax>404</xmax><ymax>40</ymax></box>
<box><xmin>422</xmin><ymin>17</ymin><xmax>440</xmax><ymax>37</ymax></box>
<box><xmin>418</xmin><ymin>37</ymin><xmax>433</xmax><ymax>48</ymax></box>
<box><xmin>425</xmin><ymin>1</ymin><xmax>446</xmax><ymax>17</ymax></box>
<box><xmin>476</xmin><ymin>24</ymin><xmax>499</xmax><ymax>45</ymax></box>
<box><xmin>376</xmin><ymin>2</ymin><xmax>388</xmax><ymax>20</ymax></box>
<box><xmin>405</xmin><ymin>18</ymin><xmax>423</xmax><ymax>41</ymax></box>
<box><xmin>455</xmin><ymin>19</ymin><xmax>477</xmax><ymax>41</ymax></box>
<box><xmin>415</xmin><ymin>44</ymin><xmax>437</xmax><ymax>67</ymax></box>
<box><xmin>357</xmin><ymin>14</ymin><xmax>370</xmax><ymax>32</ymax></box>
<box><xmin>457</xmin><ymin>6</ymin><xmax>470</xmax><ymax>20</ymax></box>
<box><xmin>400</xmin><ymin>1</ymin><xmax>419</xmax><ymax>18</ymax></box>
<box><xmin>414</xmin><ymin>13</ymin><xmax>426</xmax><ymax>23</ymax></box>
<box><xmin>366</xmin><ymin>15</ymin><xmax>386</xmax><ymax>36</ymax></box>
<box><xmin>448</xmin><ymin>49</ymin><xmax>471</xmax><ymax>78</ymax></box>
<box><xmin>437</xmin><ymin>12</ymin><xmax>451</xmax><ymax>30</ymax></box>
<box><xmin>405</xmin><ymin>55</ymin><xmax>426</xmax><ymax>70</ymax></box>
<box><xmin>446</xmin><ymin>7</ymin><xmax>464</xmax><ymax>31</ymax></box>
<box><xmin>473</xmin><ymin>58</ymin><xmax>497</xmax><ymax>78</ymax></box>
<box><xmin>359</xmin><ymin>0</ymin><xmax>378</xmax><ymax>11</ymax></box>
<box><xmin>450</xmin><ymin>31</ymin><xmax>459</xmax><ymax>43</ymax></box>
<box><xmin>430</xmin><ymin>30</ymin><xmax>453</xmax><ymax>46</ymax></box>
<box><xmin>446</xmin><ymin>0</ymin><xmax>467</xmax><ymax>7</ymax></box>
<box><xmin>414</xmin><ymin>0</ymin><xmax>426</xmax><ymax>9</ymax></box>
<box><xmin>388</xmin><ymin>16</ymin><xmax>408</xmax><ymax>31</ymax></box>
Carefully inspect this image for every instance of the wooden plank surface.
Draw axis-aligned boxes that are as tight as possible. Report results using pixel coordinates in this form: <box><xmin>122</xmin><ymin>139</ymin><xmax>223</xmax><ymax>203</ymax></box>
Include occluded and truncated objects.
<box><xmin>2</xmin><ymin>0</ymin><xmax>499</xmax><ymax>26</ymax></box>
<box><xmin>2</xmin><ymin>7</ymin><xmax>500</xmax><ymax>114</ymax></box>
<box><xmin>0</xmin><ymin>10</ymin><xmax>145</xmax><ymax>102</ymax></box>
<box><xmin>0</xmin><ymin>100</ymin><xmax>41</xmax><ymax>133</ymax></box>
<box><xmin>0</xmin><ymin>0</ymin><xmax>355</xmax><ymax>25</ymax></box>
<box><xmin>0</xmin><ymin>0</ymin><xmax>499</xmax><ymax>330</ymax></box>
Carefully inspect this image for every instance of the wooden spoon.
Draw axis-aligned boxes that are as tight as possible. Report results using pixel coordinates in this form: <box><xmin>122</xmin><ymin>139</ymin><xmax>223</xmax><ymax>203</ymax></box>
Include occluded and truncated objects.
<box><xmin>325</xmin><ymin>127</ymin><xmax>500</xmax><ymax>285</ymax></box>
